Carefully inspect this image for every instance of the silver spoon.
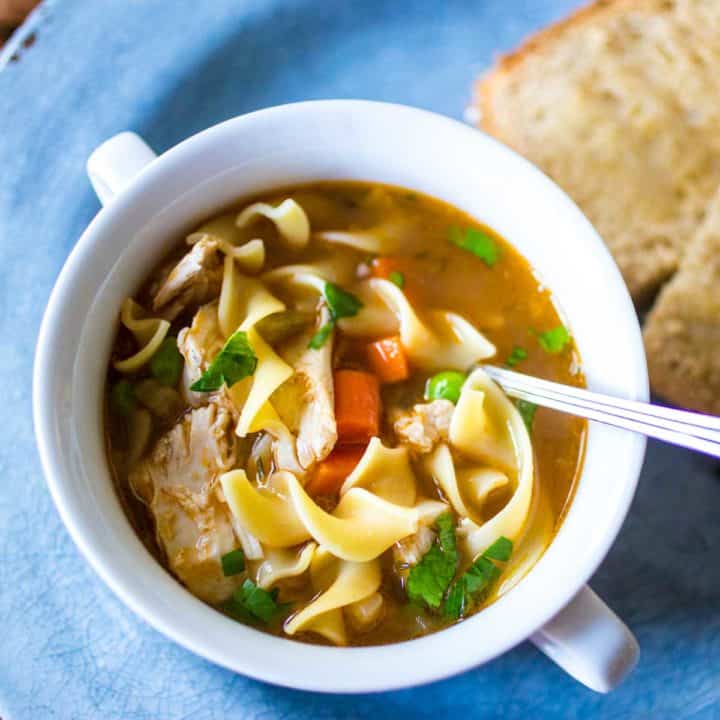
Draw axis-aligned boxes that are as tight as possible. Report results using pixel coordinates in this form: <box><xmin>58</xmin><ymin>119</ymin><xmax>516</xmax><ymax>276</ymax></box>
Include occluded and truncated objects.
<box><xmin>483</xmin><ymin>365</ymin><xmax>720</xmax><ymax>459</ymax></box>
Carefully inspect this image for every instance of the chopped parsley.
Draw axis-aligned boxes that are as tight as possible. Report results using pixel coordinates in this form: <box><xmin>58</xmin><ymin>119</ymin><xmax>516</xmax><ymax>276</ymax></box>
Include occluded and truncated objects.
<box><xmin>443</xmin><ymin>537</ymin><xmax>513</xmax><ymax>620</ymax></box>
<box><xmin>222</xmin><ymin>579</ymin><xmax>288</xmax><ymax>624</ymax></box>
<box><xmin>506</xmin><ymin>345</ymin><xmax>528</xmax><ymax>367</ymax></box>
<box><xmin>388</xmin><ymin>270</ymin><xmax>405</xmax><ymax>288</ymax></box>
<box><xmin>190</xmin><ymin>329</ymin><xmax>257</xmax><ymax>392</ymax></box>
<box><xmin>308</xmin><ymin>282</ymin><xmax>363</xmax><ymax>350</ymax></box>
<box><xmin>449</xmin><ymin>225</ymin><xmax>500</xmax><ymax>267</ymax></box>
<box><xmin>325</xmin><ymin>282</ymin><xmax>363</xmax><ymax>321</ymax></box>
<box><xmin>150</xmin><ymin>336</ymin><xmax>184</xmax><ymax>387</ymax></box>
<box><xmin>308</xmin><ymin>321</ymin><xmax>334</xmax><ymax>350</ymax></box>
<box><xmin>110</xmin><ymin>379</ymin><xmax>135</xmax><ymax>417</ymax></box>
<box><xmin>516</xmin><ymin>399</ymin><xmax>538</xmax><ymax>432</ymax></box>
<box><xmin>220</xmin><ymin>549</ymin><xmax>245</xmax><ymax>577</ymax></box>
<box><xmin>536</xmin><ymin>325</ymin><xmax>571</xmax><ymax>354</ymax></box>
<box><xmin>406</xmin><ymin>512</ymin><xmax>458</xmax><ymax>609</ymax></box>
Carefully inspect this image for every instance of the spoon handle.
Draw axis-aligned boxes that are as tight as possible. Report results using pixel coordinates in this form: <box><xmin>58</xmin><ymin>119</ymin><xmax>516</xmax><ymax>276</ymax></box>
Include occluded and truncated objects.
<box><xmin>484</xmin><ymin>365</ymin><xmax>720</xmax><ymax>459</ymax></box>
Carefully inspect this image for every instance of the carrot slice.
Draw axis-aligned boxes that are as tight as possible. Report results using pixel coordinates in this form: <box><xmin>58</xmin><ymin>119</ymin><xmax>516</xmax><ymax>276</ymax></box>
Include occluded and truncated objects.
<box><xmin>334</xmin><ymin>369</ymin><xmax>380</xmax><ymax>443</ymax></box>
<box><xmin>306</xmin><ymin>445</ymin><xmax>366</xmax><ymax>497</ymax></box>
<box><xmin>371</xmin><ymin>257</ymin><xmax>398</xmax><ymax>280</ymax></box>
<box><xmin>366</xmin><ymin>335</ymin><xmax>409</xmax><ymax>383</ymax></box>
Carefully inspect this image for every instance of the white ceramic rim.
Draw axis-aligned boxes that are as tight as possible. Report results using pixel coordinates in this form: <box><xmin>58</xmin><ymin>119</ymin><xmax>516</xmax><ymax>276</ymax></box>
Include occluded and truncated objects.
<box><xmin>33</xmin><ymin>100</ymin><xmax>648</xmax><ymax>693</ymax></box>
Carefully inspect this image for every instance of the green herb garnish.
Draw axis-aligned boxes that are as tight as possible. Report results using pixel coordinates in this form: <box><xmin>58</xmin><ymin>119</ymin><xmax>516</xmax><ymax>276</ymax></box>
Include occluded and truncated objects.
<box><xmin>325</xmin><ymin>282</ymin><xmax>363</xmax><ymax>321</ymax></box>
<box><xmin>449</xmin><ymin>226</ymin><xmax>500</xmax><ymax>267</ymax></box>
<box><xmin>190</xmin><ymin>329</ymin><xmax>257</xmax><ymax>392</ymax></box>
<box><xmin>221</xmin><ymin>549</ymin><xmax>245</xmax><ymax>577</ymax></box>
<box><xmin>150</xmin><ymin>336</ymin><xmax>184</xmax><ymax>387</ymax></box>
<box><xmin>443</xmin><ymin>537</ymin><xmax>513</xmax><ymax>620</ymax></box>
<box><xmin>506</xmin><ymin>346</ymin><xmax>528</xmax><ymax>367</ymax></box>
<box><xmin>110</xmin><ymin>379</ymin><xmax>135</xmax><ymax>417</ymax></box>
<box><xmin>223</xmin><ymin>579</ymin><xmax>288</xmax><ymax>624</ymax></box>
<box><xmin>308</xmin><ymin>283</ymin><xmax>363</xmax><ymax>350</ymax></box>
<box><xmin>516</xmin><ymin>399</ymin><xmax>538</xmax><ymax>432</ymax></box>
<box><xmin>407</xmin><ymin>512</ymin><xmax>458</xmax><ymax>609</ymax></box>
<box><xmin>536</xmin><ymin>325</ymin><xmax>571</xmax><ymax>354</ymax></box>
<box><xmin>308</xmin><ymin>321</ymin><xmax>334</xmax><ymax>350</ymax></box>
<box><xmin>425</xmin><ymin>371</ymin><xmax>466</xmax><ymax>404</ymax></box>
<box><xmin>482</xmin><ymin>536</ymin><xmax>513</xmax><ymax>562</ymax></box>
<box><xmin>388</xmin><ymin>270</ymin><xmax>405</xmax><ymax>288</ymax></box>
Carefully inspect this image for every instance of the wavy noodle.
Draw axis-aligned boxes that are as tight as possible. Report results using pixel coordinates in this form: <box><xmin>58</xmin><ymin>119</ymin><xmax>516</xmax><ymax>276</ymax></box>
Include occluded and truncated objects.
<box><xmin>236</xmin><ymin>199</ymin><xmax>310</xmax><ymax>249</ymax></box>
<box><xmin>217</xmin><ymin>268</ymin><xmax>295</xmax><ymax>437</ymax></box>
<box><xmin>220</xmin><ymin>470</ymin><xmax>311</xmax><ymax>547</ymax></box>
<box><xmin>449</xmin><ymin>369</ymin><xmax>534</xmax><ymax>557</ymax></box>
<box><xmin>262</xmin><ymin>258</ymin><xmax>356</xmax><ymax>287</ymax></box>
<box><xmin>341</xmin><ymin>437</ymin><xmax>416</xmax><ymax>506</ymax></box>
<box><xmin>284</xmin><ymin>547</ymin><xmax>381</xmax><ymax>645</ymax></box>
<box><xmin>188</xmin><ymin>233</ymin><xmax>265</xmax><ymax>274</ymax></box>
<box><xmin>426</xmin><ymin>444</ymin><xmax>509</xmax><ymax>525</ymax></box>
<box><xmin>255</xmin><ymin>542</ymin><xmax>317</xmax><ymax>590</ymax></box>
<box><xmin>313</xmin><ymin>230</ymin><xmax>389</xmax><ymax>254</ymax></box>
<box><xmin>341</xmin><ymin>279</ymin><xmax>496</xmax><ymax>370</ymax></box>
<box><xmin>286</xmin><ymin>481</ymin><xmax>418</xmax><ymax>562</ymax></box>
<box><xmin>221</xmin><ymin>469</ymin><xmax>419</xmax><ymax>561</ymax></box>
<box><xmin>114</xmin><ymin>298</ymin><xmax>170</xmax><ymax>373</ymax></box>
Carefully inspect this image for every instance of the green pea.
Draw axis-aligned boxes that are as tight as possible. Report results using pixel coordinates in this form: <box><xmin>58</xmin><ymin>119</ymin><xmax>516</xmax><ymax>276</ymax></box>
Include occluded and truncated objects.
<box><xmin>110</xmin><ymin>379</ymin><xmax>135</xmax><ymax>417</ymax></box>
<box><xmin>150</xmin><ymin>336</ymin><xmax>184</xmax><ymax>387</ymax></box>
<box><xmin>424</xmin><ymin>371</ymin><xmax>467</xmax><ymax>404</ymax></box>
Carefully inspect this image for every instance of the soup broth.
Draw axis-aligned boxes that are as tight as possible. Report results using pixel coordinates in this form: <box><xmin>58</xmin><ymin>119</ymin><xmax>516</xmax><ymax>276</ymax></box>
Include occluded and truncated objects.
<box><xmin>106</xmin><ymin>182</ymin><xmax>586</xmax><ymax>646</ymax></box>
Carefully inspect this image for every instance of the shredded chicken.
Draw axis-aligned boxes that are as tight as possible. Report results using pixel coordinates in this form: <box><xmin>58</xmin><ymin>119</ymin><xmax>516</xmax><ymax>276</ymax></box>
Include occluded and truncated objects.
<box><xmin>391</xmin><ymin>399</ymin><xmax>454</xmax><ymax>454</ymax></box>
<box><xmin>153</xmin><ymin>238</ymin><xmax>223</xmax><ymax>319</ymax></box>
<box><xmin>273</xmin><ymin>307</ymin><xmax>337</xmax><ymax>469</ymax></box>
<box><xmin>129</xmin><ymin>403</ymin><xmax>245</xmax><ymax>603</ymax></box>
<box><xmin>177</xmin><ymin>302</ymin><xmax>225</xmax><ymax>407</ymax></box>
<box><xmin>393</xmin><ymin>524</ymin><xmax>436</xmax><ymax>568</ymax></box>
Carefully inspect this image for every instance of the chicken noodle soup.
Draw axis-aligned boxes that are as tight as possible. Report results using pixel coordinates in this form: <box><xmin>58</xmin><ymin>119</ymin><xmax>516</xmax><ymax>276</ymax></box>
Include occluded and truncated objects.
<box><xmin>106</xmin><ymin>182</ymin><xmax>586</xmax><ymax>645</ymax></box>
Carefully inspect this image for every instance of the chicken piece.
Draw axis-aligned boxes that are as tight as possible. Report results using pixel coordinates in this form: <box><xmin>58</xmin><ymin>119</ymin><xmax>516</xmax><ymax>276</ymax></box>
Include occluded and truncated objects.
<box><xmin>177</xmin><ymin>302</ymin><xmax>225</xmax><ymax>407</ymax></box>
<box><xmin>391</xmin><ymin>399</ymin><xmax>454</xmax><ymax>454</ymax></box>
<box><xmin>393</xmin><ymin>524</ymin><xmax>436</xmax><ymax>569</ymax></box>
<box><xmin>272</xmin><ymin>308</ymin><xmax>337</xmax><ymax>469</ymax></box>
<box><xmin>129</xmin><ymin>403</ymin><xmax>244</xmax><ymax>603</ymax></box>
<box><xmin>153</xmin><ymin>238</ymin><xmax>223</xmax><ymax>319</ymax></box>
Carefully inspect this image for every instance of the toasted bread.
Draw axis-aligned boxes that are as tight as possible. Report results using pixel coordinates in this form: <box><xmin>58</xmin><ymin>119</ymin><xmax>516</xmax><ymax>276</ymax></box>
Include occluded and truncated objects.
<box><xmin>644</xmin><ymin>188</ymin><xmax>720</xmax><ymax>414</ymax></box>
<box><xmin>475</xmin><ymin>0</ymin><xmax>720</xmax><ymax>305</ymax></box>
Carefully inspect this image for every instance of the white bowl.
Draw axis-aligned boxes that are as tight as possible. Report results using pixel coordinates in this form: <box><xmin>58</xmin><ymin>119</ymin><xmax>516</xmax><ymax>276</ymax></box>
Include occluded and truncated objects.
<box><xmin>33</xmin><ymin>100</ymin><xmax>648</xmax><ymax>694</ymax></box>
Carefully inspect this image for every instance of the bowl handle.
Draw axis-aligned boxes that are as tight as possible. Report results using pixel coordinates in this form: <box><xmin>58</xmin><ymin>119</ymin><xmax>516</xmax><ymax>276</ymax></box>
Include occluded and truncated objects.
<box><xmin>87</xmin><ymin>132</ymin><xmax>157</xmax><ymax>205</ymax></box>
<box><xmin>531</xmin><ymin>584</ymin><xmax>639</xmax><ymax>692</ymax></box>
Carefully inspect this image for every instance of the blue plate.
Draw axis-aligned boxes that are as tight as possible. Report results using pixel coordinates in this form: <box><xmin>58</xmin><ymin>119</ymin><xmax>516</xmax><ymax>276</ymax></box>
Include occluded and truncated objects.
<box><xmin>1</xmin><ymin>1</ymin><xmax>719</xmax><ymax>718</ymax></box>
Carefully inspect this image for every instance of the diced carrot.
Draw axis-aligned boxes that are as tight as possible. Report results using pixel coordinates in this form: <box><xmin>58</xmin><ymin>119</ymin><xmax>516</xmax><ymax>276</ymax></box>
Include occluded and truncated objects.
<box><xmin>366</xmin><ymin>335</ymin><xmax>409</xmax><ymax>383</ymax></box>
<box><xmin>306</xmin><ymin>445</ymin><xmax>366</xmax><ymax>497</ymax></box>
<box><xmin>334</xmin><ymin>369</ymin><xmax>381</xmax><ymax>443</ymax></box>
<box><xmin>371</xmin><ymin>256</ymin><xmax>398</xmax><ymax>280</ymax></box>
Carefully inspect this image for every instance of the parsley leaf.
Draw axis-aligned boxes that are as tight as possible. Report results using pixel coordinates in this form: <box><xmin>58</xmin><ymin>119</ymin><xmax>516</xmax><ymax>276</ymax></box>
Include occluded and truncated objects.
<box><xmin>449</xmin><ymin>226</ymin><xmax>500</xmax><ymax>266</ymax></box>
<box><xmin>308</xmin><ymin>283</ymin><xmax>363</xmax><ymax>350</ymax></box>
<box><xmin>325</xmin><ymin>282</ymin><xmax>363</xmax><ymax>321</ymax></box>
<box><xmin>190</xmin><ymin>329</ymin><xmax>257</xmax><ymax>392</ymax></box>
<box><xmin>150</xmin><ymin>336</ymin><xmax>184</xmax><ymax>387</ymax></box>
<box><xmin>223</xmin><ymin>579</ymin><xmax>288</xmax><ymax>624</ymax></box>
<box><xmin>483</xmin><ymin>536</ymin><xmax>513</xmax><ymax>562</ymax></box>
<box><xmin>220</xmin><ymin>549</ymin><xmax>245</xmax><ymax>577</ymax></box>
<box><xmin>443</xmin><ymin>537</ymin><xmax>513</xmax><ymax>620</ymax></box>
<box><xmin>407</xmin><ymin>512</ymin><xmax>458</xmax><ymax>609</ymax></box>
<box><xmin>308</xmin><ymin>321</ymin><xmax>334</xmax><ymax>350</ymax></box>
<box><xmin>516</xmin><ymin>399</ymin><xmax>538</xmax><ymax>432</ymax></box>
<box><xmin>536</xmin><ymin>325</ymin><xmax>571</xmax><ymax>354</ymax></box>
<box><xmin>506</xmin><ymin>345</ymin><xmax>528</xmax><ymax>367</ymax></box>
<box><xmin>388</xmin><ymin>270</ymin><xmax>405</xmax><ymax>288</ymax></box>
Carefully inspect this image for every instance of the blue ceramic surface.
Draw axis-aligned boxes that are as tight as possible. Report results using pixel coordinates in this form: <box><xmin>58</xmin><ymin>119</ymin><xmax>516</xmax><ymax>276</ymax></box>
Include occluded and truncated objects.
<box><xmin>1</xmin><ymin>1</ymin><xmax>719</xmax><ymax>717</ymax></box>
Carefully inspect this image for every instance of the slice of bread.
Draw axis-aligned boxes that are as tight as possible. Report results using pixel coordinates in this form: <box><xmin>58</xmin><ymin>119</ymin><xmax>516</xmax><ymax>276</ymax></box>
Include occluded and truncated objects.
<box><xmin>475</xmin><ymin>0</ymin><xmax>720</xmax><ymax>305</ymax></box>
<box><xmin>644</xmin><ymin>188</ymin><xmax>720</xmax><ymax>414</ymax></box>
